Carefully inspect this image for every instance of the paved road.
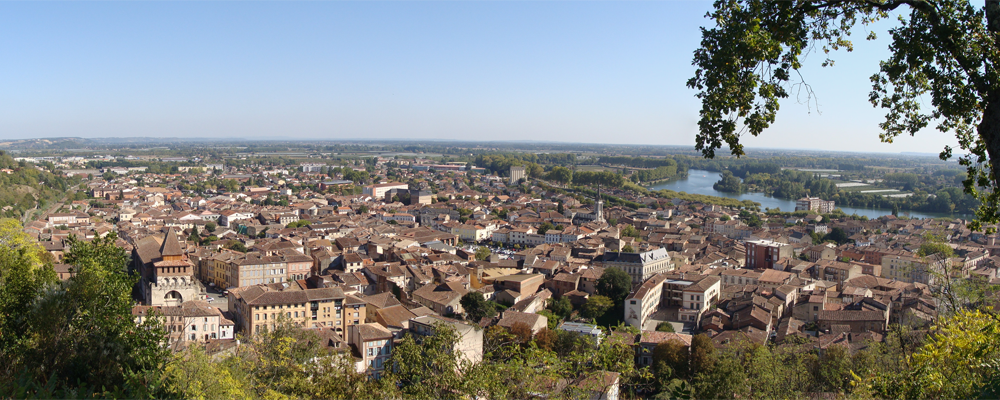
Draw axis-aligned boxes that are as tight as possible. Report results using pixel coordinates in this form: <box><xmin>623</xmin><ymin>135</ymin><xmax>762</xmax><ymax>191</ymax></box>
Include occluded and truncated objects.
<box><xmin>23</xmin><ymin>190</ymin><xmax>77</xmax><ymax>225</ymax></box>
<box><xmin>203</xmin><ymin>289</ymin><xmax>230</xmax><ymax>312</ymax></box>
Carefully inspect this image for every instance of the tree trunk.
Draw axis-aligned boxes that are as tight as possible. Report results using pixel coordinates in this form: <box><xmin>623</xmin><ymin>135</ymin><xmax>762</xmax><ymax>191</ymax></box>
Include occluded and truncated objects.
<box><xmin>982</xmin><ymin>98</ymin><xmax>1000</xmax><ymax>185</ymax></box>
<box><xmin>984</xmin><ymin>1</ymin><xmax>1000</xmax><ymax>186</ymax></box>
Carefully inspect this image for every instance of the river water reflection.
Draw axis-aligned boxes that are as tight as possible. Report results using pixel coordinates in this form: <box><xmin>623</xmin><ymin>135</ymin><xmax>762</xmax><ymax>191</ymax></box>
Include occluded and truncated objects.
<box><xmin>647</xmin><ymin>170</ymin><xmax>959</xmax><ymax>220</ymax></box>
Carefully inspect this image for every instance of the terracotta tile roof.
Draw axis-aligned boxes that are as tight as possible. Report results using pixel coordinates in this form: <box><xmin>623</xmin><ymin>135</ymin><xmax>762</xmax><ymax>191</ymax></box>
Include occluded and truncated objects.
<box><xmin>354</xmin><ymin>323</ymin><xmax>393</xmax><ymax>341</ymax></box>
<box><xmin>818</xmin><ymin>310</ymin><xmax>885</xmax><ymax>322</ymax></box>
<box><xmin>497</xmin><ymin>311</ymin><xmax>545</xmax><ymax>329</ymax></box>
<box><xmin>160</xmin><ymin>228</ymin><xmax>183</xmax><ymax>257</ymax></box>
<box><xmin>639</xmin><ymin>331</ymin><xmax>693</xmax><ymax>346</ymax></box>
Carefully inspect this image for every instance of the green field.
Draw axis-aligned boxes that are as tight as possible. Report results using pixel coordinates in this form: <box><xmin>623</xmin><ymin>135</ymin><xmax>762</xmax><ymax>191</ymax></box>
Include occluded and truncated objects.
<box><xmin>575</xmin><ymin>165</ymin><xmax>617</xmax><ymax>172</ymax></box>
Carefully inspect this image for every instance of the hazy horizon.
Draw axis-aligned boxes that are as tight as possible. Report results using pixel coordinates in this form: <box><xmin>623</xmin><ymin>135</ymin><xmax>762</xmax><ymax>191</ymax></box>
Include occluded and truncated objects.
<box><xmin>1</xmin><ymin>136</ymin><xmax>955</xmax><ymax>158</ymax></box>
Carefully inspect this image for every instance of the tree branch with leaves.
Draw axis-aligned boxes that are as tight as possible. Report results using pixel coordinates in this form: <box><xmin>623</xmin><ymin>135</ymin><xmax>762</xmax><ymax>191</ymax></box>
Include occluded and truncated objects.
<box><xmin>690</xmin><ymin>0</ymin><xmax>1000</xmax><ymax>230</ymax></box>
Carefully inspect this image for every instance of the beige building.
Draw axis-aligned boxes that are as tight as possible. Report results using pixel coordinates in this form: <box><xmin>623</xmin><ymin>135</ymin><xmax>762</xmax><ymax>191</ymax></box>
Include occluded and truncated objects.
<box><xmin>881</xmin><ymin>254</ymin><xmax>943</xmax><ymax>285</ymax></box>
<box><xmin>229</xmin><ymin>284</ymin><xmax>366</xmax><ymax>337</ymax></box>
<box><xmin>348</xmin><ymin>323</ymin><xmax>394</xmax><ymax>378</ymax></box>
<box><xmin>409</xmin><ymin>315</ymin><xmax>484</xmax><ymax>365</ymax></box>
<box><xmin>497</xmin><ymin>311</ymin><xmax>548</xmax><ymax>335</ymax></box>
<box><xmin>132</xmin><ymin>228</ymin><xmax>203</xmax><ymax>307</ymax></box>
<box><xmin>203</xmin><ymin>252</ymin><xmax>296</xmax><ymax>289</ymax></box>
<box><xmin>132</xmin><ymin>300</ymin><xmax>235</xmax><ymax>345</ymax></box>
<box><xmin>708</xmin><ymin>219</ymin><xmax>753</xmax><ymax>240</ymax></box>
<box><xmin>819</xmin><ymin>260</ymin><xmax>863</xmax><ymax>283</ymax></box>
<box><xmin>719</xmin><ymin>269</ymin><xmax>762</xmax><ymax>287</ymax></box>
<box><xmin>413</xmin><ymin>282</ymin><xmax>469</xmax><ymax>315</ymax></box>
<box><xmin>451</xmin><ymin>223</ymin><xmax>496</xmax><ymax>242</ymax></box>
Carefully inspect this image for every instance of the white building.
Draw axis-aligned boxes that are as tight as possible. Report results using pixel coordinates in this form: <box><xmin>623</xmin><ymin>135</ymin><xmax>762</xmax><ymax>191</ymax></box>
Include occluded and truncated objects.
<box><xmin>601</xmin><ymin>248</ymin><xmax>674</xmax><ymax>285</ymax></box>
<box><xmin>301</xmin><ymin>163</ymin><xmax>326</xmax><ymax>173</ymax></box>
<box><xmin>795</xmin><ymin>197</ymin><xmax>836</xmax><ymax>213</ymax></box>
<box><xmin>509</xmin><ymin>166</ymin><xmax>526</xmax><ymax>184</ymax></box>
<box><xmin>624</xmin><ymin>273</ymin><xmax>721</xmax><ymax>330</ymax></box>
<box><xmin>132</xmin><ymin>300</ymin><xmax>235</xmax><ymax>345</ymax></box>
<box><xmin>363</xmin><ymin>182</ymin><xmax>409</xmax><ymax>198</ymax></box>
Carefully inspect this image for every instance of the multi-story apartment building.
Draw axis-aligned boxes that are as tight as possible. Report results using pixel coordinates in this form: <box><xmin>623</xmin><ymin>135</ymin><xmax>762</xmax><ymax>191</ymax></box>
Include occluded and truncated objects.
<box><xmin>228</xmin><ymin>284</ymin><xmax>366</xmax><ymax>337</ymax></box>
<box><xmin>707</xmin><ymin>219</ymin><xmax>753</xmax><ymax>240</ymax></box>
<box><xmin>281</xmin><ymin>250</ymin><xmax>313</xmax><ymax>281</ymax></box>
<box><xmin>451</xmin><ymin>222</ymin><xmax>495</xmax><ymax>242</ymax></box>
<box><xmin>818</xmin><ymin>260</ymin><xmax>863</xmax><ymax>283</ymax></box>
<box><xmin>214</xmin><ymin>252</ymin><xmax>289</xmax><ymax>289</ymax></box>
<box><xmin>795</xmin><ymin>197</ymin><xmax>836</xmax><ymax>213</ymax></box>
<box><xmin>719</xmin><ymin>269</ymin><xmax>762</xmax><ymax>286</ymax></box>
<box><xmin>744</xmin><ymin>239</ymin><xmax>793</xmax><ymax>270</ymax></box>
<box><xmin>200</xmin><ymin>249</ymin><xmax>238</xmax><ymax>288</ymax></box>
<box><xmin>363</xmin><ymin>182</ymin><xmax>408</xmax><ymax>198</ymax></box>
<box><xmin>672</xmin><ymin>275</ymin><xmax>722</xmax><ymax>327</ymax></box>
<box><xmin>881</xmin><ymin>254</ymin><xmax>944</xmax><ymax>285</ymax></box>
<box><xmin>300</xmin><ymin>163</ymin><xmax>325</xmax><ymax>173</ymax></box>
<box><xmin>491</xmin><ymin>228</ymin><xmax>509</xmax><ymax>244</ymax></box>
<box><xmin>132</xmin><ymin>300</ymin><xmax>235</xmax><ymax>345</ymax></box>
<box><xmin>507</xmin><ymin>226</ymin><xmax>546</xmax><ymax>246</ymax></box>
<box><xmin>219</xmin><ymin>210</ymin><xmax>256</xmax><ymax>227</ymax></box>
<box><xmin>47</xmin><ymin>212</ymin><xmax>87</xmax><ymax>228</ymax></box>
<box><xmin>601</xmin><ymin>248</ymin><xmax>674</xmax><ymax>284</ymax></box>
<box><xmin>492</xmin><ymin>273</ymin><xmax>545</xmax><ymax>299</ymax></box>
<box><xmin>624</xmin><ymin>274</ymin><xmax>667</xmax><ymax>330</ymax></box>
<box><xmin>509</xmin><ymin>166</ymin><xmax>526</xmax><ymax>184</ymax></box>
<box><xmin>624</xmin><ymin>273</ymin><xmax>721</xmax><ymax>330</ymax></box>
<box><xmin>348</xmin><ymin>323</ymin><xmax>394</xmax><ymax>379</ymax></box>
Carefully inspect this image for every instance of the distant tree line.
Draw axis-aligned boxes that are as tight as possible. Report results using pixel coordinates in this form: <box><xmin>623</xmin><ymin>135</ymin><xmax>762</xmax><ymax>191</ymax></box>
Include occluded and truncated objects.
<box><xmin>598</xmin><ymin>156</ymin><xmax>679</xmax><ymax>169</ymax></box>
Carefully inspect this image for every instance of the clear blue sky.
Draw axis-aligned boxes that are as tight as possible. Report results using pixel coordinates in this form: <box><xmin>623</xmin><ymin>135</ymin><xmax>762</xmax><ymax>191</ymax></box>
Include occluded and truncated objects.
<box><xmin>0</xmin><ymin>1</ymin><xmax>957</xmax><ymax>154</ymax></box>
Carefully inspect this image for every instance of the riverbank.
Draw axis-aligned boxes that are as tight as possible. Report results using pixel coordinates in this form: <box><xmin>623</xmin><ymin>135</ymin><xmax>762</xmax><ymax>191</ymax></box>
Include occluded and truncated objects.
<box><xmin>647</xmin><ymin>169</ymin><xmax>960</xmax><ymax>220</ymax></box>
<box><xmin>632</xmin><ymin>170</ymin><xmax>690</xmax><ymax>186</ymax></box>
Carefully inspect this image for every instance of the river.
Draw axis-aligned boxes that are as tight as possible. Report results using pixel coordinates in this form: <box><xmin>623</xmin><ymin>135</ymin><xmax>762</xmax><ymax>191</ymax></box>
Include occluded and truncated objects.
<box><xmin>647</xmin><ymin>169</ymin><xmax>959</xmax><ymax>220</ymax></box>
